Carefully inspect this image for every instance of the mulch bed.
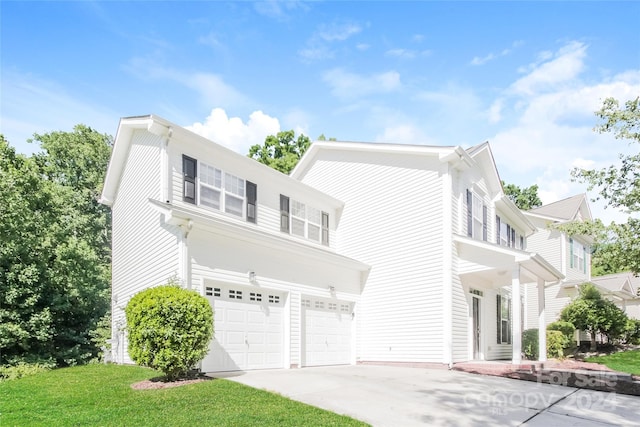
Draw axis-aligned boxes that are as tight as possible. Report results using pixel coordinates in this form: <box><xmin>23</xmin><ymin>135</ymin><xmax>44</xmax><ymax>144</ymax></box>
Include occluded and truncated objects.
<box><xmin>131</xmin><ymin>375</ymin><xmax>213</xmax><ymax>390</ymax></box>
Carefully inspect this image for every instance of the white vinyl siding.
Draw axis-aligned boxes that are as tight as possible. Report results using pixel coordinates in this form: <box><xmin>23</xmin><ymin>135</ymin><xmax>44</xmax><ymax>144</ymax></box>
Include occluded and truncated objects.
<box><xmin>298</xmin><ymin>150</ymin><xmax>444</xmax><ymax>363</ymax></box>
<box><xmin>111</xmin><ymin>129</ymin><xmax>181</xmax><ymax>364</ymax></box>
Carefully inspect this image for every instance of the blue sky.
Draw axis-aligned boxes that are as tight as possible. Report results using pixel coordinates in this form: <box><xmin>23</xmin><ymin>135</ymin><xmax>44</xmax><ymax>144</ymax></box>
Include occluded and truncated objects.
<box><xmin>2</xmin><ymin>1</ymin><xmax>639</xmax><ymax>223</ymax></box>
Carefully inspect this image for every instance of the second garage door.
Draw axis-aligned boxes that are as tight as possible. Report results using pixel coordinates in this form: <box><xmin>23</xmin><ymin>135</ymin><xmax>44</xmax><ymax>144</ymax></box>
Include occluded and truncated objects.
<box><xmin>201</xmin><ymin>284</ymin><xmax>284</xmax><ymax>372</ymax></box>
<box><xmin>302</xmin><ymin>297</ymin><xmax>353</xmax><ymax>367</ymax></box>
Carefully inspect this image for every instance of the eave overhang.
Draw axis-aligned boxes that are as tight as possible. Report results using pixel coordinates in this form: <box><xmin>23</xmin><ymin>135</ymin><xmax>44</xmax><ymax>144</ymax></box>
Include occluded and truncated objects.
<box><xmin>454</xmin><ymin>234</ymin><xmax>564</xmax><ymax>286</ymax></box>
<box><xmin>148</xmin><ymin>199</ymin><xmax>371</xmax><ymax>274</ymax></box>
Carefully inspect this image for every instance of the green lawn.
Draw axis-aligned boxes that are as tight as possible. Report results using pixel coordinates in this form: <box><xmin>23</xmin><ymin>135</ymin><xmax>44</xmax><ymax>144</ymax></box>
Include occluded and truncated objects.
<box><xmin>585</xmin><ymin>350</ymin><xmax>640</xmax><ymax>375</ymax></box>
<box><xmin>0</xmin><ymin>364</ymin><xmax>368</xmax><ymax>426</ymax></box>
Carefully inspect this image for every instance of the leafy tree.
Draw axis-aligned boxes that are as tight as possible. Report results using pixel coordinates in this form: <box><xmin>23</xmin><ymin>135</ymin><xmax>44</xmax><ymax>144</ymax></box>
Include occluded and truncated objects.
<box><xmin>317</xmin><ymin>134</ymin><xmax>337</xmax><ymax>141</ymax></box>
<box><xmin>0</xmin><ymin>126</ymin><xmax>112</xmax><ymax>367</ymax></box>
<box><xmin>502</xmin><ymin>181</ymin><xmax>542</xmax><ymax>210</ymax></box>
<box><xmin>560</xmin><ymin>283</ymin><xmax>629</xmax><ymax>351</ymax></box>
<box><xmin>569</xmin><ymin>97</ymin><xmax>640</xmax><ymax>275</ymax></box>
<box><xmin>125</xmin><ymin>284</ymin><xmax>213</xmax><ymax>381</ymax></box>
<box><xmin>248</xmin><ymin>130</ymin><xmax>311</xmax><ymax>174</ymax></box>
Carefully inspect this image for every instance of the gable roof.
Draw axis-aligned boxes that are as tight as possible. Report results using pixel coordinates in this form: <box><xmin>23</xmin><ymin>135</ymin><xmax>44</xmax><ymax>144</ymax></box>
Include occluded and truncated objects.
<box><xmin>290</xmin><ymin>140</ymin><xmax>473</xmax><ymax>180</ymax></box>
<box><xmin>100</xmin><ymin>115</ymin><xmax>344</xmax><ymax>209</ymax></box>
<box><xmin>527</xmin><ymin>193</ymin><xmax>592</xmax><ymax>222</ymax></box>
<box><xmin>591</xmin><ymin>272</ymin><xmax>640</xmax><ymax>299</ymax></box>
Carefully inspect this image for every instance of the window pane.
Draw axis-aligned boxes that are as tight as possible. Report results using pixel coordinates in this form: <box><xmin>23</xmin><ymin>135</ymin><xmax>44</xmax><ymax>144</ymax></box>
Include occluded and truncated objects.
<box><xmin>307</xmin><ymin>207</ymin><xmax>321</xmax><ymax>224</ymax></box>
<box><xmin>292</xmin><ymin>200</ymin><xmax>305</xmax><ymax>218</ymax></box>
<box><xmin>201</xmin><ymin>186</ymin><xmax>221</xmax><ymax>209</ymax></box>
<box><xmin>224</xmin><ymin>173</ymin><xmax>244</xmax><ymax>197</ymax></box>
<box><xmin>225</xmin><ymin>194</ymin><xmax>243</xmax><ymax>216</ymax></box>
<box><xmin>308</xmin><ymin>224</ymin><xmax>320</xmax><ymax>241</ymax></box>
<box><xmin>292</xmin><ymin>217</ymin><xmax>305</xmax><ymax>237</ymax></box>
<box><xmin>201</xmin><ymin>164</ymin><xmax>221</xmax><ymax>188</ymax></box>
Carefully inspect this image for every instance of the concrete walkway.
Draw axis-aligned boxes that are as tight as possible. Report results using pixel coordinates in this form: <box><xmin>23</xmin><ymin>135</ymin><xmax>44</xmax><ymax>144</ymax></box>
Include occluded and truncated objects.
<box><xmin>212</xmin><ymin>365</ymin><xmax>640</xmax><ymax>426</ymax></box>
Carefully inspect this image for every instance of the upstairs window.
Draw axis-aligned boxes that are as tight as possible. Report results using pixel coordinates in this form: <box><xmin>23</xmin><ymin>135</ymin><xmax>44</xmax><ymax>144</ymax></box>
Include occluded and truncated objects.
<box><xmin>281</xmin><ymin>194</ymin><xmax>329</xmax><ymax>246</ymax></box>
<box><xmin>570</xmin><ymin>238</ymin><xmax>587</xmax><ymax>273</ymax></box>
<box><xmin>182</xmin><ymin>155</ymin><xmax>256</xmax><ymax>222</ymax></box>
<box><xmin>496</xmin><ymin>215</ymin><xmax>525</xmax><ymax>250</ymax></box>
<box><xmin>466</xmin><ymin>190</ymin><xmax>487</xmax><ymax>241</ymax></box>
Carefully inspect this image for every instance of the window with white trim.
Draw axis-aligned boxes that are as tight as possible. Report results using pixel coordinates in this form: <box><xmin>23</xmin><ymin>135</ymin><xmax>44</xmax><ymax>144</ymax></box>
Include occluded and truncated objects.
<box><xmin>466</xmin><ymin>190</ymin><xmax>487</xmax><ymax>241</ymax></box>
<box><xmin>496</xmin><ymin>292</ymin><xmax>512</xmax><ymax>344</ymax></box>
<box><xmin>570</xmin><ymin>238</ymin><xmax>586</xmax><ymax>273</ymax></box>
<box><xmin>496</xmin><ymin>215</ymin><xmax>526</xmax><ymax>250</ymax></box>
<box><xmin>280</xmin><ymin>194</ymin><xmax>329</xmax><ymax>245</ymax></box>
<box><xmin>181</xmin><ymin>155</ymin><xmax>256</xmax><ymax>222</ymax></box>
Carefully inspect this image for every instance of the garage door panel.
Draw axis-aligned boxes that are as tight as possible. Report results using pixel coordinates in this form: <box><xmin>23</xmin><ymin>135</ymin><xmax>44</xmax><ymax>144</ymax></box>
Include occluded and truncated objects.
<box><xmin>303</xmin><ymin>297</ymin><xmax>352</xmax><ymax>367</ymax></box>
<box><xmin>201</xmin><ymin>284</ymin><xmax>284</xmax><ymax>372</ymax></box>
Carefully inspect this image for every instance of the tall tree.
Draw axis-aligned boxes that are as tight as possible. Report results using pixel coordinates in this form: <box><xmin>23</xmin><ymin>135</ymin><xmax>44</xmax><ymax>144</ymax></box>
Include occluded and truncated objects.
<box><xmin>569</xmin><ymin>97</ymin><xmax>640</xmax><ymax>275</ymax></box>
<box><xmin>248</xmin><ymin>130</ymin><xmax>311</xmax><ymax>174</ymax></box>
<box><xmin>502</xmin><ymin>181</ymin><xmax>543</xmax><ymax>210</ymax></box>
<box><xmin>0</xmin><ymin>126</ymin><xmax>112</xmax><ymax>366</ymax></box>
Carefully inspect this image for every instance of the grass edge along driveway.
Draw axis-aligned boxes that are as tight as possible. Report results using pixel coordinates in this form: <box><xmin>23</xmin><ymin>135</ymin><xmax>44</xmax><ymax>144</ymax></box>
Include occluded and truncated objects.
<box><xmin>585</xmin><ymin>349</ymin><xmax>640</xmax><ymax>376</ymax></box>
<box><xmin>0</xmin><ymin>364</ymin><xmax>368</xmax><ymax>426</ymax></box>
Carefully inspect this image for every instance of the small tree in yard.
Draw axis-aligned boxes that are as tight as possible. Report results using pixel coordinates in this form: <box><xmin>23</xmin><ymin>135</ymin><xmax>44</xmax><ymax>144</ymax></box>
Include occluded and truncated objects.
<box><xmin>560</xmin><ymin>283</ymin><xmax>629</xmax><ymax>351</ymax></box>
<box><xmin>125</xmin><ymin>284</ymin><xmax>213</xmax><ymax>381</ymax></box>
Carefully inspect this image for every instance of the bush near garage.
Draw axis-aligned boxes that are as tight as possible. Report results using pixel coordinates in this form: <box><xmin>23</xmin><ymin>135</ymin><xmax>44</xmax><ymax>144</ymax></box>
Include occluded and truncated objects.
<box><xmin>125</xmin><ymin>284</ymin><xmax>213</xmax><ymax>381</ymax></box>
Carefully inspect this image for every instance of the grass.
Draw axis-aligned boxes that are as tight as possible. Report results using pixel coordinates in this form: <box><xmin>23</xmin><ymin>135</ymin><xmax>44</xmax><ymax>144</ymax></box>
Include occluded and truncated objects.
<box><xmin>585</xmin><ymin>350</ymin><xmax>640</xmax><ymax>375</ymax></box>
<box><xmin>0</xmin><ymin>364</ymin><xmax>368</xmax><ymax>426</ymax></box>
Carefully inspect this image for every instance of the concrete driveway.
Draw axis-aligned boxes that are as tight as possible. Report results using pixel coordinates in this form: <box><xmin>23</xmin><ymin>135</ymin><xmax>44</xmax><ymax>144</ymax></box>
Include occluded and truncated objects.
<box><xmin>212</xmin><ymin>365</ymin><xmax>640</xmax><ymax>426</ymax></box>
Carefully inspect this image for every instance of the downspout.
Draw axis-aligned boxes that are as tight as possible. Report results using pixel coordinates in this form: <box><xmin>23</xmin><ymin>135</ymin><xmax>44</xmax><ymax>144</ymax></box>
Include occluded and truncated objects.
<box><xmin>160</xmin><ymin>126</ymin><xmax>173</xmax><ymax>204</ymax></box>
<box><xmin>442</xmin><ymin>162</ymin><xmax>454</xmax><ymax>369</ymax></box>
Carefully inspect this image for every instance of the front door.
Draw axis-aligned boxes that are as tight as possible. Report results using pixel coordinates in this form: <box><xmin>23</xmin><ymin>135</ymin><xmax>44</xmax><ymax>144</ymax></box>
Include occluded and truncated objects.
<box><xmin>472</xmin><ymin>296</ymin><xmax>481</xmax><ymax>359</ymax></box>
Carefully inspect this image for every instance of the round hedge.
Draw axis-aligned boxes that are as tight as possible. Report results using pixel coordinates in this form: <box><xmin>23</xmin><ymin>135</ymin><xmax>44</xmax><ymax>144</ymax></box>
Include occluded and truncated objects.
<box><xmin>125</xmin><ymin>285</ymin><xmax>213</xmax><ymax>380</ymax></box>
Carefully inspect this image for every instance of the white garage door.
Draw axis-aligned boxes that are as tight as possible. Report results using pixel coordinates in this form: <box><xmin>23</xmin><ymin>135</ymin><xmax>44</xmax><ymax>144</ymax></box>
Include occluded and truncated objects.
<box><xmin>302</xmin><ymin>297</ymin><xmax>352</xmax><ymax>367</ymax></box>
<box><xmin>201</xmin><ymin>284</ymin><xmax>284</xmax><ymax>372</ymax></box>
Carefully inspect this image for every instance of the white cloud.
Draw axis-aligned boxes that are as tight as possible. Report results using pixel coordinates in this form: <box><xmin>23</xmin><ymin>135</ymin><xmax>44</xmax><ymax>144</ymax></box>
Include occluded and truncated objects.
<box><xmin>376</xmin><ymin>124</ymin><xmax>429</xmax><ymax>144</ymax></box>
<box><xmin>125</xmin><ymin>56</ymin><xmax>250</xmax><ymax>108</ymax></box>
<box><xmin>488</xmin><ymin>99</ymin><xmax>503</xmax><ymax>123</ymax></box>
<box><xmin>298</xmin><ymin>20</ymin><xmax>364</xmax><ymax>62</ymax></box>
<box><xmin>471</xmin><ymin>40</ymin><xmax>524</xmax><ymax>66</ymax></box>
<box><xmin>487</xmin><ymin>41</ymin><xmax>640</xmax><ymax>223</ymax></box>
<box><xmin>317</xmin><ymin>22</ymin><xmax>362</xmax><ymax>42</ymax></box>
<box><xmin>510</xmin><ymin>41</ymin><xmax>587</xmax><ymax>96</ymax></box>
<box><xmin>187</xmin><ymin>108</ymin><xmax>281</xmax><ymax>154</ymax></box>
<box><xmin>198</xmin><ymin>32</ymin><xmax>224</xmax><ymax>49</ymax></box>
<box><xmin>323</xmin><ymin>68</ymin><xmax>401</xmax><ymax>99</ymax></box>
<box><xmin>0</xmin><ymin>71</ymin><xmax>116</xmax><ymax>155</ymax></box>
<box><xmin>385</xmin><ymin>48</ymin><xmax>432</xmax><ymax>59</ymax></box>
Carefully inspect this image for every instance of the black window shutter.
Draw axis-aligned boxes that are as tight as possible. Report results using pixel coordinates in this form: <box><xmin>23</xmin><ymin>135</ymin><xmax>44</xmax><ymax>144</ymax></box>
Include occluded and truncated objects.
<box><xmin>482</xmin><ymin>205</ymin><xmax>488</xmax><ymax>241</ymax></box>
<box><xmin>466</xmin><ymin>190</ymin><xmax>472</xmax><ymax>237</ymax></box>
<box><xmin>496</xmin><ymin>216</ymin><xmax>501</xmax><ymax>244</ymax></box>
<box><xmin>182</xmin><ymin>155</ymin><xmax>197</xmax><ymax>204</ymax></box>
<box><xmin>506</xmin><ymin>225</ymin><xmax>512</xmax><ymax>247</ymax></box>
<box><xmin>321</xmin><ymin>212</ymin><xmax>330</xmax><ymax>246</ymax></box>
<box><xmin>246</xmin><ymin>181</ymin><xmax>257</xmax><ymax>223</ymax></box>
<box><xmin>280</xmin><ymin>195</ymin><xmax>290</xmax><ymax>233</ymax></box>
<box><xmin>511</xmin><ymin>228</ymin><xmax>516</xmax><ymax>248</ymax></box>
<box><xmin>496</xmin><ymin>294</ymin><xmax>502</xmax><ymax>344</ymax></box>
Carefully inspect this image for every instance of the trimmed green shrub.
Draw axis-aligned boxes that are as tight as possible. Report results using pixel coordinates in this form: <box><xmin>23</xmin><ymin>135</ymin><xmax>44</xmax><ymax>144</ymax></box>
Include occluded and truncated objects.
<box><xmin>522</xmin><ymin>329</ymin><xmax>539</xmax><ymax>360</ymax></box>
<box><xmin>125</xmin><ymin>285</ymin><xmax>213</xmax><ymax>381</ymax></box>
<box><xmin>0</xmin><ymin>362</ymin><xmax>53</xmax><ymax>381</ymax></box>
<box><xmin>522</xmin><ymin>328</ymin><xmax>568</xmax><ymax>360</ymax></box>
<box><xmin>624</xmin><ymin>318</ymin><xmax>640</xmax><ymax>345</ymax></box>
<box><xmin>546</xmin><ymin>330</ymin><xmax>565</xmax><ymax>359</ymax></box>
<box><xmin>547</xmin><ymin>320</ymin><xmax>575</xmax><ymax>350</ymax></box>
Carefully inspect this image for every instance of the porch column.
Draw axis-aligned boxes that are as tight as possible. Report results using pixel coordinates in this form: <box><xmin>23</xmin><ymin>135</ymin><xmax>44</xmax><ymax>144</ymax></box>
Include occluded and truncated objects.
<box><xmin>537</xmin><ymin>278</ymin><xmax>547</xmax><ymax>362</ymax></box>
<box><xmin>511</xmin><ymin>268</ymin><xmax>522</xmax><ymax>364</ymax></box>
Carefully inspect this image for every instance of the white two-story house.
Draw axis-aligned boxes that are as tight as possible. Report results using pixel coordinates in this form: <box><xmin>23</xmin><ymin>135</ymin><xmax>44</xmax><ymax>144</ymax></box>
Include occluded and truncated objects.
<box><xmin>101</xmin><ymin>115</ymin><xmax>563</xmax><ymax>371</ymax></box>
<box><xmin>523</xmin><ymin>194</ymin><xmax>593</xmax><ymax>329</ymax></box>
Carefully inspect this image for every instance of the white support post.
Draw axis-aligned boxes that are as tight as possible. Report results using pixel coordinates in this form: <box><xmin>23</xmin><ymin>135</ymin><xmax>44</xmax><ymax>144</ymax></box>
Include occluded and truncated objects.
<box><xmin>537</xmin><ymin>278</ymin><xmax>547</xmax><ymax>362</ymax></box>
<box><xmin>511</xmin><ymin>268</ymin><xmax>522</xmax><ymax>364</ymax></box>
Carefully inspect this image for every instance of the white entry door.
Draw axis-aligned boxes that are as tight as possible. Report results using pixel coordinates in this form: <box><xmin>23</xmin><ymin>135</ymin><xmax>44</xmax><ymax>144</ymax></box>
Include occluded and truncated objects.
<box><xmin>201</xmin><ymin>284</ymin><xmax>284</xmax><ymax>372</ymax></box>
<box><xmin>302</xmin><ymin>297</ymin><xmax>352</xmax><ymax>367</ymax></box>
